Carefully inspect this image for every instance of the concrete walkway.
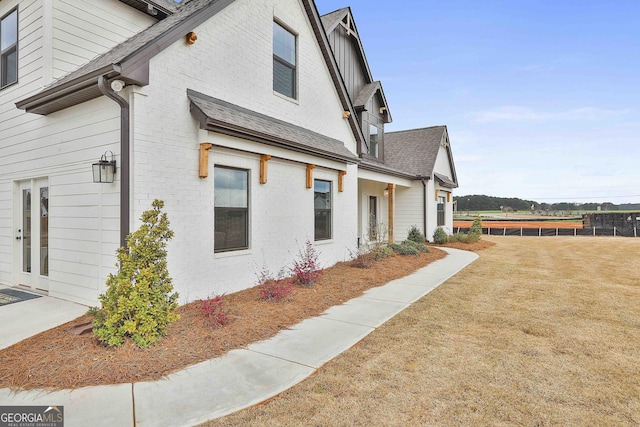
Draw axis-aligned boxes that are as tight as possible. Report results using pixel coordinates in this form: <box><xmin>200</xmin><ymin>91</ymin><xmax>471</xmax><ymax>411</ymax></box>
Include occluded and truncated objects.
<box><xmin>0</xmin><ymin>248</ymin><xmax>478</xmax><ymax>427</ymax></box>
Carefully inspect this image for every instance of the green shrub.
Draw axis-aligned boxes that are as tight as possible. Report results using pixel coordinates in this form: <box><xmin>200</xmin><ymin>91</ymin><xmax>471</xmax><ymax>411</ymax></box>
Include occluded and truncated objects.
<box><xmin>392</xmin><ymin>243</ymin><xmax>419</xmax><ymax>255</ymax></box>
<box><xmin>469</xmin><ymin>216</ymin><xmax>483</xmax><ymax>239</ymax></box>
<box><xmin>402</xmin><ymin>239</ymin><xmax>429</xmax><ymax>253</ymax></box>
<box><xmin>433</xmin><ymin>227</ymin><xmax>449</xmax><ymax>244</ymax></box>
<box><xmin>390</xmin><ymin>240</ymin><xmax>428</xmax><ymax>256</ymax></box>
<box><xmin>371</xmin><ymin>245</ymin><xmax>394</xmax><ymax>260</ymax></box>
<box><xmin>92</xmin><ymin>200</ymin><xmax>179</xmax><ymax>348</ymax></box>
<box><xmin>406</xmin><ymin>225</ymin><xmax>425</xmax><ymax>244</ymax></box>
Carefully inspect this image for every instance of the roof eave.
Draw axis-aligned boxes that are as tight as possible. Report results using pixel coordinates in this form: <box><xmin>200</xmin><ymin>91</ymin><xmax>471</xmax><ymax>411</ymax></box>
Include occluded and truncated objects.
<box><xmin>15</xmin><ymin>65</ymin><xmax>121</xmax><ymax>115</ymax></box>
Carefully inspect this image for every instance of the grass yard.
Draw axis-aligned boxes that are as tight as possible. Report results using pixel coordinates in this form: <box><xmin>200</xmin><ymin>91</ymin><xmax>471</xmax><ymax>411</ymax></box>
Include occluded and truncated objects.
<box><xmin>204</xmin><ymin>236</ymin><xmax>640</xmax><ymax>426</ymax></box>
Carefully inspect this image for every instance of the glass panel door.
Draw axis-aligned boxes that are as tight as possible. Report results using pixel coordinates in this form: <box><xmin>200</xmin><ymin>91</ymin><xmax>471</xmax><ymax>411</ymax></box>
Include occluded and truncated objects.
<box><xmin>21</xmin><ymin>186</ymin><xmax>32</xmax><ymax>274</ymax></box>
<box><xmin>17</xmin><ymin>179</ymin><xmax>49</xmax><ymax>292</ymax></box>
<box><xmin>40</xmin><ymin>186</ymin><xmax>49</xmax><ymax>277</ymax></box>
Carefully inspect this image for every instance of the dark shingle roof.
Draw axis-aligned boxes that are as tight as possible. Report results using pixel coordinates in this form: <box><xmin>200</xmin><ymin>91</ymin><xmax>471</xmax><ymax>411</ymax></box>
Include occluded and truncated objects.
<box><xmin>188</xmin><ymin>89</ymin><xmax>359</xmax><ymax>164</ymax></box>
<box><xmin>384</xmin><ymin>126</ymin><xmax>456</xmax><ymax>186</ymax></box>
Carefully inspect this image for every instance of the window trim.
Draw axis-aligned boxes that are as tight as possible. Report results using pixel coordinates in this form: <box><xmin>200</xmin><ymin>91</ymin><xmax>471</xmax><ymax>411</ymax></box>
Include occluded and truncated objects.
<box><xmin>0</xmin><ymin>7</ymin><xmax>18</xmax><ymax>90</ymax></box>
<box><xmin>273</xmin><ymin>20</ymin><xmax>297</xmax><ymax>99</ymax></box>
<box><xmin>214</xmin><ymin>165</ymin><xmax>250</xmax><ymax>253</ymax></box>
<box><xmin>314</xmin><ymin>179</ymin><xmax>332</xmax><ymax>241</ymax></box>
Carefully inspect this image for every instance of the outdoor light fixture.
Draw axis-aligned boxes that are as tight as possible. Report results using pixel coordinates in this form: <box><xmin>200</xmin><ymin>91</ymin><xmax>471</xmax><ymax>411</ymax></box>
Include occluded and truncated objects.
<box><xmin>92</xmin><ymin>151</ymin><xmax>116</xmax><ymax>183</ymax></box>
<box><xmin>383</xmin><ymin>188</ymin><xmax>389</xmax><ymax>197</ymax></box>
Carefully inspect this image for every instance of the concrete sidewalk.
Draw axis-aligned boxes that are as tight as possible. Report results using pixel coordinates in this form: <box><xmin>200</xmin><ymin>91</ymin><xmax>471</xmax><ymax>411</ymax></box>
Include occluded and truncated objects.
<box><xmin>0</xmin><ymin>248</ymin><xmax>478</xmax><ymax>427</ymax></box>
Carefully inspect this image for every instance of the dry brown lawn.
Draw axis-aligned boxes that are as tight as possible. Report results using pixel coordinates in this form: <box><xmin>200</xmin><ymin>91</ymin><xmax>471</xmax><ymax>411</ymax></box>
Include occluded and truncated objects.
<box><xmin>204</xmin><ymin>236</ymin><xmax>640</xmax><ymax>426</ymax></box>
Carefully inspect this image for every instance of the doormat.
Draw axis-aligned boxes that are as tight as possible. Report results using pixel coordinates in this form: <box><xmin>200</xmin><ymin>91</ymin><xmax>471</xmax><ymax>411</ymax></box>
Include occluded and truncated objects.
<box><xmin>0</xmin><ymin>288</ymin><xmax>42</xmax><ymax>306</ymax></box>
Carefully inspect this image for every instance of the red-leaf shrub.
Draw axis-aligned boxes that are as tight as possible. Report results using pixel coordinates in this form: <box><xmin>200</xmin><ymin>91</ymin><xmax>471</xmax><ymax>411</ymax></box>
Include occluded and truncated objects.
<box><xmin>291</xmin><ymin>240</ymin><xmax>323</xmax><ymax>285</ymax></box>
<box><xmin>259</xmin><ymin>282</ymin><xmax>294</xmax><ymax>301</ymax></box>
<box><xmin>199</xmin><ymin>295</ymin><xmax>228</xmax><ymax>327</ymax></box>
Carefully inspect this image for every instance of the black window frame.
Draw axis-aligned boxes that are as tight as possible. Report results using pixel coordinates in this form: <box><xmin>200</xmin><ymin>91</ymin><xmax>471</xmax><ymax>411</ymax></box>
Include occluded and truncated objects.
<box><xmin>273</xmin><ymin>21</ymin><xmax>297</xmax><ymax>99</ymax></box>
<box><xmin>214</xmin><ymin>165</ymin><xmax>249</xmax><ymax>253</ymax></box>
<box><xmin>314</xmin><ymin>179</ymin><xmax>332</xmax><ymax>241</ymax></box>
<box><xmin>1</xmin><ymin>8</ymin><xmax>18</xmax><ymax>89</ymax></box>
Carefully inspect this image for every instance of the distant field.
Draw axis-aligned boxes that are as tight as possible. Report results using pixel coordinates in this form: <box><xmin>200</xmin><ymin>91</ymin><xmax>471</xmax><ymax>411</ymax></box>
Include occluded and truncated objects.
<box><xmin>454</xmin><ymin>220</ymin><xmax>583</xmax><ymax>229</ymax></box>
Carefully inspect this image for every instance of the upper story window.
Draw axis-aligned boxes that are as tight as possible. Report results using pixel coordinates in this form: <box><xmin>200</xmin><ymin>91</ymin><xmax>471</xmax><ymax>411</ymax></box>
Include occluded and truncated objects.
<box><xmin>273</xmin><ymin>21</ymin><xmax>296</xmax><ymax>99</ymax></box>
<box><xmin>1</xmin><ymin>8</ymin><xmax>18</xmax><ymax>89</ymax></box>
<box><xmin>368</xmin><ymin>124</ymin><xmax>380</xmax><ymax>158</ymax></box>
<box><xmin>214</xmin><ymin>166</ymin><xmax>249</xmax><ymax>252</ymax></box>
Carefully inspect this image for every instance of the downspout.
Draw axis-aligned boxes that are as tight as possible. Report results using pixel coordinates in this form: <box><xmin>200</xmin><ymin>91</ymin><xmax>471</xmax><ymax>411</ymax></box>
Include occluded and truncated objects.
<box><xmin>420</xmin><ymin>177</ymin><xmax>427</xmax><ymax>241</ymax></box>
<box><xmin>98</xmin><ymin>76</ymin><xmax>130</xmax><ymax>248</ymax></box>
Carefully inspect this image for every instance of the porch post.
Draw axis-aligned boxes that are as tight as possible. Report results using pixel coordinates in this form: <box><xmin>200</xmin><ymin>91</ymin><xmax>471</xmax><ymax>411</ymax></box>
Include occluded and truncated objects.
<box><xmin>387</xmin><ymin>183</ymin><xmax>395</xmax><ymax>244</ymax></box>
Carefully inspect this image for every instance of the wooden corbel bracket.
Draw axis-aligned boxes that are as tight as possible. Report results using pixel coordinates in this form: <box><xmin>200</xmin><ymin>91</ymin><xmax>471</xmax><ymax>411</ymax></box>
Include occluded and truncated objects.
<box><xmin>199</xmin><ymin>143</ymin><xmax>213</xmax><ymax>178</ymax></box>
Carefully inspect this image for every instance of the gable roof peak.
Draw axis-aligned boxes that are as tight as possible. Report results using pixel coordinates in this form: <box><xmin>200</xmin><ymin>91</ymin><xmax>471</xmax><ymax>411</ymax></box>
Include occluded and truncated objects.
<box><xmin>320</xmin><ymin>7</ymin><xmax>351</xmax><ymax>33</ymax></box>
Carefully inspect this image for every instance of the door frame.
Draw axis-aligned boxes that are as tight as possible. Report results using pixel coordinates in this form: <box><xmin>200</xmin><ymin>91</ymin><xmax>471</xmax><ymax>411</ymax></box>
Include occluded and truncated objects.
<box><xmin>14</xmin><ymin>178</ymin><xmax>49</xmax><ymax>293</ymax></box>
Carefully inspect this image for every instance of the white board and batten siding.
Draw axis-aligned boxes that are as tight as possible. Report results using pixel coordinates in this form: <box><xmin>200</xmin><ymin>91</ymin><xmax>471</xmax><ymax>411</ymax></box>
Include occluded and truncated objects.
<box><xmin>124</xmin><ymin>0</ymin><xmax>359</xmax><ymax>301</ymax></box>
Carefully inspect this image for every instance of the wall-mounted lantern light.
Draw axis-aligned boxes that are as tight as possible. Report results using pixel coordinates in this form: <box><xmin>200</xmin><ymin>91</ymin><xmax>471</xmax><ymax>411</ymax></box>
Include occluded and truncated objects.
<box><xmin>383</xmin><ymin>188</ymin><xmax>389</xmax><ymax>197</ymax></box>
<box><xmin>92</xmin><ymin>151</ymin><xmax>116</xmax><ymax>183</ymax></box>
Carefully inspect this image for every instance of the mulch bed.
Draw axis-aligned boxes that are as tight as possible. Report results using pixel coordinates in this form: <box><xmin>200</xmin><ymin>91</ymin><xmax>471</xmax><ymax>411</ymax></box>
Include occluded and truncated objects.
<box><xmin>0</xmin><ymin>243</ymin><xmax>488</xmax><ymax>391</ymax></box>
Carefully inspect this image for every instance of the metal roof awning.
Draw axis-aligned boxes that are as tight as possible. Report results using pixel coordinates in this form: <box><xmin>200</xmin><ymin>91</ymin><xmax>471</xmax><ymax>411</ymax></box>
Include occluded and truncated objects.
<box><xmin>434</xmin><ymin>172</ymin><xmax>458</xmax><ymax>188</ymax></box>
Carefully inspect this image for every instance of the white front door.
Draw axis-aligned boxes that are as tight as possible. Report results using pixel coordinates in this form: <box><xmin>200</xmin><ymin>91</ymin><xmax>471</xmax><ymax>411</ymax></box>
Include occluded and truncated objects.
<box><xmin>16</xmin><ymin>179</ymin><xmax>49</xmax><ymax>292</ymax></box>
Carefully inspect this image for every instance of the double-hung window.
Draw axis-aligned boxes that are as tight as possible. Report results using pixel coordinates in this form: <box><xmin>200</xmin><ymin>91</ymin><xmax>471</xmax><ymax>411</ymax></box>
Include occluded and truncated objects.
<box><xmin>214</xmin><ymin>166</ymin><xmax>249</xmax><ymax>252</ymax></box>
<box><xmin>1</xmin><ymin>8</ymin><xmax>18</xmax><ymax>89</ymax></box>
<box><xmin>314</xmin><ymin>180</ymin><xmax>331</xmax><ymax>240</ymax></box>
<box><xmin>273</xmin><ymin>21</ymin><xmax>296</xmax><ymax>98</ymax></box>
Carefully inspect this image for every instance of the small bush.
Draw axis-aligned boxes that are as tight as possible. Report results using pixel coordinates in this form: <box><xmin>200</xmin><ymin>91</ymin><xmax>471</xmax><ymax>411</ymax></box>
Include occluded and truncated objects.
<box><xmin>199</xmin><ymin>295</ymin><xmax>228</xmax><ymax>326</ymax></box>
<box><xmin>433</xmin><ymin>227</ymin><xmax>449</xmax><ymax>244</ymax></box>
<box><xmin>259</xmin><ymin>282</ymin><xmax>294</xmax><ymax>302</ymax></box>
<box><xmin>394</xmin><ymin>243</ymin><xmax>419</xmax><ymax>255</ymax></box>
<box><xmin>469</xmin><ymin>216</ymin><xmax>483</xmax><ymax>239</ymax></box>
<box><xmin>407</xmin><ymin>225</ymin><xmax>426</xmax><ymax>244</ymax></box>
<box><xmin>291</xmin><ymin>240</ymin><xmax>323</xmax><ymax>285</ymax></box>
<box><xmin>371</xmin><ymin>245</ymin><xmax>394</xmax><ymax>260</ymax></box>
<box><xmin>92</xmin><ymin>200</ymin><xmax>179</xmax><ymax>348</ymax></box>
<box><xmin>389</xmin><ymin>240</ymin><xmax>428</xmax><ymax>256</ymax></box>
<box><xmin>348</xmin><ymin>247</ymin><xmax>374</xmax><ymax>269</ymax></box>
<box><xmin>403</xmin><ymin>239</ymin><xmax>429</xmax><ymax>253</ymax></box>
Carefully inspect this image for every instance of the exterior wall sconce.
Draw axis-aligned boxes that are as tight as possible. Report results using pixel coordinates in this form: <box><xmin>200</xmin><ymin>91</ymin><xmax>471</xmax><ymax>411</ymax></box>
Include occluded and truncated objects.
<box><xmin>383</xmin><ymin>188</ymin><xmax>389</xmax><ymax>197</ymax></box>
<box><xmin>93</xmin><ymin>151</ymin><xmax>116</xmax><ymax>183</ymax></box>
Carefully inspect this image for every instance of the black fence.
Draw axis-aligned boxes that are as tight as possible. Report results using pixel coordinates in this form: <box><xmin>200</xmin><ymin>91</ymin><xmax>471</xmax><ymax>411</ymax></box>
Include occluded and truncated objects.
<box><xmin>455</xmin><ymin>227</ymin><xmax>639</xmax><ymax>238</ymax></box>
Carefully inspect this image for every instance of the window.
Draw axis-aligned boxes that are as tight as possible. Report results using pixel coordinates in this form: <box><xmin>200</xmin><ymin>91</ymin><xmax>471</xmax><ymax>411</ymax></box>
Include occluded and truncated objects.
<box><xmin>273</xmin><ymin>21</ymin><xmax>296</xmax><ymax>98</ymax></box>
<box><xmin>437</xmin><ymin>195</ymin><xmax>446</xmax><ymax>226</ymax></box>
<box><xmin>369</xmin><ymin>124</ymin><xmax>379</xmax><ymax>158</ymax></box>
<box><xmin>214</xmin><ymin>166</ymin><xmax>249</xmax><ymax>252</ymax></box>
<box><xmin>314</xmin><ymin>180</ymin><xmax>331</xmax><ymax>240</ymax></box>
<box><xmin>1</xmin><ymin>8</ymin><xmax>18</xmax><ymax>89</ymax></box>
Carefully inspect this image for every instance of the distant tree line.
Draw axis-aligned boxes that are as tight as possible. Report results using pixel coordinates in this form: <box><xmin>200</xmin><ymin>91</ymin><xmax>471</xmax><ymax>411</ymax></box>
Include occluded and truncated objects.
<box><xmin>454</xmin><ymin>195</ymin><xmax>640</xmax><ymax>212</ymax></box>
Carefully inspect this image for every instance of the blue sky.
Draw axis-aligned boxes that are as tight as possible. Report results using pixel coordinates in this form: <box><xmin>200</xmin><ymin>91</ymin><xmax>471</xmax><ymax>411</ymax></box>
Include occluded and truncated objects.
<box><xmin>316</xmin><ymin>1</ymin><xmax>640</xmax><ymax>204</ymax></box>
